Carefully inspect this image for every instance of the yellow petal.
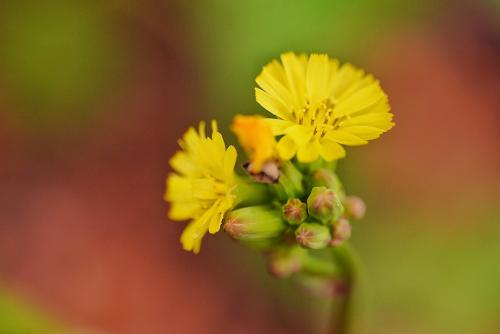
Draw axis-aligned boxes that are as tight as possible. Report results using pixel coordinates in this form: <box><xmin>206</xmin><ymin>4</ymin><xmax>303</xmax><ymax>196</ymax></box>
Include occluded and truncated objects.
<box><xmin>297</xmin><ymin>139</ymin><xmax>320</xmax><ymax>163</ymax></box>
<box><xmin>325</xmin><ymin>129</ymin><xmax>368</xmax><ymax>146</ymax></box>
<box><xmin>211</xmin><ymin>130</ymin><xmax>226</xmax><ymax>159</ymax></box>
<box><xmin>319</xmin><ymin>139</ymin><xmax>346</xmax><ymax>161</ymax></box>
<box><xmin>192</xmin><ymin>178</ymin><xmax>218</xmax><ymax>200</ymax></box>
<box><xmin>208</xmin><ymin>198</ymin><xmax>232</xmax><ymax>234</ymax></box>
<box><xmin>207</xmin><ymin>200</ymin><xmax>222</xmax><ymax>234</ymax></box>
<box><xmin>208</xmin><ymin>214</ymin><xmax>222</xmax><ymax>234</ymax></box>
<box><xmin>256</xmin><ymin>62</ymin><xmax>294</xmax><ymax>107</ymax></box>
<box><xmin>339</xmin><ymin>74</ymin><xmax>375</xmax><ymax>100</ymax></box>
<box><xmin>341</xmin><ymin>110</ymin><xmax>393</xmax><ymax>128</ymax></box>
<box><xmin>341</xmin><ymin>125</ymin><xmax>393</xmax><ymax>140</ymax></box>
<box><xmin>277</xmin><ymin>135</ymin><xmax>297</xmax><ymax>160</ymax></box>
<box><xmin>168</xmin><ymin>202</ymin><xmax>200</xmax><ymax>221</ymax></box>
<box><xmin>165</xmin><ymin>174</ymin><xmax>192</xmax><ymax>201</ymax></box>
<box><xmin>281</xmin><ymin>52</ymin><xmax>307</xmax><ymax>107</ymax></box>
<box><xmin>181</xmin><ymin>126</ymin><xmax>202</xmax><ymax>151</ymax></box>
<box><xmin>325</xmin><ymin>58</ymin><xmax>340</xmax><ymax>94</ymax></box>
<box><xmin>335</xmin><ymin>82</ymin><xmax>385</xmax><ymax>116</ymax></box>
<box><xmin>263</xmin><ymin>118</ymin><xmax>295</xmax><ymax>136</ymax></box>
<box><xmin>262</xmin><ymin>59</ymin><xmax>287</xmax><ymax>84</ymax></box>
<box><xmin>329</xmin><ymin>63</ymin><xmax>364</xmax><ymax>98</ymax></box>
<box><xmin>306</xmin><ymin>54</ymin><xmax>330</xmax><ymax>103</ymax></box>
<box><xmin>180</xmin><ymin>221</ymin><xmax>207</xmax><ymax>254</ymax></box>
<box><xmin>256</xmin><ymin>88</ymin><xmax>291</xmax><ymax>120</ymax></box>
<box><xmin>169</xmin><ymin>151</ymin><xmax>196</xmax><ymax>176</ymax></box>
<box><xmin>284</xmin><ymin>124</ymin><xmax>313</xmax><ymax>146</ymax></box>
<box><xmin>223</xmin><ymin>145</ymin><xmax>237</xmax><ymax>182</ymax></box>
<box><xmin>199</xmin><ymin>121</ymin><xmax>208</xmax><ymax>138</ymax></box>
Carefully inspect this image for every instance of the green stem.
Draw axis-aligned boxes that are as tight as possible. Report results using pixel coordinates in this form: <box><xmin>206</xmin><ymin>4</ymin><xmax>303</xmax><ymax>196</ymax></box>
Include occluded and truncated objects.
<box><xmin>329</xmin><ymin>243</ymin><xmax>358</xmax><ymax>334</ymax></box>
<box><xmin>301</xmin><ymin>253</ymin><xmax>339</xmax><ymax>277</ymax></box>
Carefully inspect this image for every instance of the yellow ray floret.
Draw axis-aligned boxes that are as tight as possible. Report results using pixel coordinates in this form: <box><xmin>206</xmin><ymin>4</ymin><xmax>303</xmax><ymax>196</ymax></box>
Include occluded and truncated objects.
<box><xmin>165</xmin><ymin>121</ymin><xmax>237</xmax><ymax>253</ymax></box>
<box><xmin>255</xmin><ymin>52</ymin><xmax>395</xmax><ymax>162</ymax></box>
<box><xmin>231</xmin><ymin>114</ymin><xmax>277</xmax><ymax>173</ymax></box>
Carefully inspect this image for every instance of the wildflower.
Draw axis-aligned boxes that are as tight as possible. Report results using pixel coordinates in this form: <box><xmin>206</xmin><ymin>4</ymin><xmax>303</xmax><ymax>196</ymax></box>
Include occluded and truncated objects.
<box><xmin>165</xmin><ymin>121</ymin><xmax>237</xmax><ymax>253</ymax></box>
<box><xmin>231</xmin><ymin>115</ymin><xmax>278</xmax><ymax>173</ymax></box>
<box><xmin>255</xmin><ymin>52</ymin><xmax>394</xmax><ymax>162</ymax></box>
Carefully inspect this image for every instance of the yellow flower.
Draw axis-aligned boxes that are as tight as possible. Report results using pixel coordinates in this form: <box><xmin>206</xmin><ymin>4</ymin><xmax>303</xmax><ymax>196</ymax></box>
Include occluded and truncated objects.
<box><xmin>231</xmin><ymin>115</ymin><xmax>277</xmax><ymax>173</ymax></box>
<box><xmin>165</xmin><ymin>121</ymin><xmax>237</xmax><ymax>253</ymax></box>
<box><xmin>255</xmin><ymin>52</ymin><xmax>394</xmax><ymax>163</ymax></box>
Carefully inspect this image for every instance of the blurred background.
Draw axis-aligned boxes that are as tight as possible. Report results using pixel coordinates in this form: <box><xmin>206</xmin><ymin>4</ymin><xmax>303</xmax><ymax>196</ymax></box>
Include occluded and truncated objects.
<box><xmin>0</xmin><ymin>0</ymin><xmax>499</xmax><ymax>333</ymax></box>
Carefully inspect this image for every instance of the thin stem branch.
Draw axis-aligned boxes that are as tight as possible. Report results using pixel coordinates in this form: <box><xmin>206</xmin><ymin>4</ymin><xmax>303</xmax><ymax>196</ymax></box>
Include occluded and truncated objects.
<box><xmin>329</xmin><ymin>243</ymin><xmax>358</xmax><ymax>334</ymax></box>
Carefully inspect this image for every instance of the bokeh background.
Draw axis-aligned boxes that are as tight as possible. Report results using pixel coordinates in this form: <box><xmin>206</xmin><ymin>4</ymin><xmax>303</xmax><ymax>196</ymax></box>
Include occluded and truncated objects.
<box><xmin>1</xmin><ymin>0</ymin><xmax>499</xmax><ymax>333</ymax></box>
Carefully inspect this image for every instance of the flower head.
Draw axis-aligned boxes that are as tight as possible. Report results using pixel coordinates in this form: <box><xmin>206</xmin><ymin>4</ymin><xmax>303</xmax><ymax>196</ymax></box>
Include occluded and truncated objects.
<box><xmin>256</xmin><ymin>52</ymin><xmax>394</xmax><ymax>162</ymax></box>
<box><xmin>231</xmin><ymin>115</ymin><xmax>277</xmax><ymax>173</ymax></box>
<box><xmin>165</xmin><ymin>121</ymin><xmax>237</xmax><ymax>253</ymax></box>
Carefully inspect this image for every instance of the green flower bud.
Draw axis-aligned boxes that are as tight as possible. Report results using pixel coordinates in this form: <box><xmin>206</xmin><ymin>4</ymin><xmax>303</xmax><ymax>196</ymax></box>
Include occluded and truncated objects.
<box><xmin>275</xmin><ymin>161</ymin><xmax>304</xmax><ymax>200</ymax></box>
<box><xmin>307</xmin><ymin>187</ymin><xmax>344</xmax><ymax>223</ymax></box>
<box><xmin>224</xmin><ymin>206</ymin><xmax>286</xmax><ymax>242</ymax></box>
<box><xmin>295</xmin><ymin>223</ymin><xmax>331</xmax><ymax>249</ymax></box>
<box><xmin>309</xmin><ymin>168</ymin><xmax>344</xmax><ymax>197</ymax></box>
<box><xmin>282</xmin><ymin>198</ymin><xmax>307</xmax><ymax>225</ymax></box>
<box><xmin>343</xmin><ymin>195</ymin><xmax>366</xmax><ymax>220</ymax></box>
<box><xmin>331</xmin><ymin>218</ymin><xmax>352</xmax><ymax>246</ymax></box>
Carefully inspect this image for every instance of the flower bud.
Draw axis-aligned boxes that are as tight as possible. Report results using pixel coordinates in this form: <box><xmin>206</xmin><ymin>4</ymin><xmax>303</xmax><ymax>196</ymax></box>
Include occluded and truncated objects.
<box><xmin>276</xmin><ymin>161</ymin><xmax>304</xmax><ymax>199</ymax></box>
<box><xmin>234</xmin><ymin>175</ymin><xmax>272</xmax><ymax>207</ymax></box>
<box><xmin>282</xmin><ymin>198</ymin><xmax>307</xmax><ymax>225</ymax></box>
<box><xmin>307</xmin><ymin>187</ymin><xmax>343</xmax><ymax>223</ymax></box>
<box><xmin>309</xmin><ymin>168</ymin><xmax>344</xmax><ymax>196</ymax></box>
<box><xmin>343</xmin><ymin>195</ymin><xmax>366</xmax><ymax>220</ymax></box>
<box><xmin>331</xmin><ymin>218</ymin><xmax>352</xmax><ymax>246</ymax></box>
<box><xmin>224</xmin><ymin>206</ymin><xmax>286</xmax><ymax>242</ymax></box>
<box><xmin>267</xmin><ymin>246</ymin><xmax>305</xmax><ymax>278</ymax></box>
<box><xmin>295</xmin><ymin>223</ymin><xmax>331</xmax><ymax>249</ymax></box>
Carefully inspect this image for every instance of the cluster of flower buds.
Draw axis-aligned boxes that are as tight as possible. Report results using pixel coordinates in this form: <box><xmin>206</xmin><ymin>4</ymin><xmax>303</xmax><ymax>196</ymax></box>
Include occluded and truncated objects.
<box><xmin>225</xmin><ymin>165</ymin><xmax>364</xmax><ymax>246</ymax></box>
<box><xmin>224</xmin><ymin>161</ymin><xmax>365</xmax><ymax>286</ymax></box>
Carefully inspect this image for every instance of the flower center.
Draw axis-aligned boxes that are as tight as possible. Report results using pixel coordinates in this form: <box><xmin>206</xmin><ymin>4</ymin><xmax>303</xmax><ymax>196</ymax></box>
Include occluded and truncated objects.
<box><xmin>292</xmin><ymin>99</ymin><xmax>348</xmax><ymax>138</ymax></box>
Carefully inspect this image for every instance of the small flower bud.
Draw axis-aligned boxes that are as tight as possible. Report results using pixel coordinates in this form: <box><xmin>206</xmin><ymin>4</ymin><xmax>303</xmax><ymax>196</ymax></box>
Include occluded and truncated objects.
<box><xmin>343</xmin><ymin>195</ymin><xmax>366</xmax><ymax>220</ymax></box>
<box><xmin>224</xmin><ymin>206</ymin><xmax>286</xmax><ymax>242</ymax></box>
<box><xmin>295</xmin><ymin>223</ymin><xmax>331</xmax><ymax>249</ymax></box>
<box><xmin>276</xmin><ymin>161</ymin><xmax>305</xmax><ymax>200</ymax></box>
<box><xmin>282</xmin><ymin>198</ymin><xmax>307</xmax><ymax>225</ymax></box>
<box><xmin>234</xmin><ymin>175</ymin><xmax>272</xmax><ymax>206</ymax></box>
<box><xmin>267</xmin><ymin>246</ymin><xmax>305</xmax><ymax>278</ymax></box>
<box><xmin>331</xmin><ymin>218</ymin><xmax>352</xmax><ymax>246</ymax></box>
<box><xmin>307</xmin><ymin>186</ymin><xmax>343</xmax><ymax>223</ymax></box>
<box><xmin>309</xmin><ymin>168</ymin><xmax>344</xmax><ymax>195</ymax></box>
